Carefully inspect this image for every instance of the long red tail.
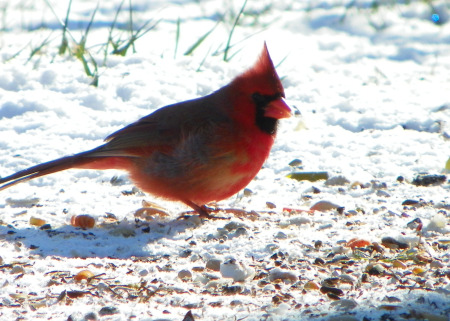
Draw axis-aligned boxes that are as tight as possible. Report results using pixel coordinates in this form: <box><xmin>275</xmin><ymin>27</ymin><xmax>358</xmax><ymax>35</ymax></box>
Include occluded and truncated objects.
<box><xmin>0</xmin><ymin>148</ymin><xmax>132</xmax><ymax>191</ymax></box>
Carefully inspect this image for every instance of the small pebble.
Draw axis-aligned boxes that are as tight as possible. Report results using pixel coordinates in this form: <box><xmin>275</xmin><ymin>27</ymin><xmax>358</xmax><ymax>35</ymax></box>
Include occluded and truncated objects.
<box><xmin>430</xmin><ymin>260</ymin><xmax>444</xmax><ymax>269</ymax></box>
<box><xmin>383</xmin><ymin>296</ymin><xmax>401</xmax><ymax>303</ymax></box>
<box><xmin>10</xmin><ymin>265</ymin><xmax>25</xmax><ymax>274</ymax></box>
<box><xmin>339</xmin><ymin>274</ymin><xmax>357</xmax><ymax>285</ymax></box>
<box><xmin>376</xmin><ymin>190</ymin><xmax>390</xmax><ymax>197</ymax></box>
<box><xmin>412</xmin><ymin>174</ymin><xmax>446</xmax><ymax>186</ymax></box>
<box><xmin>268</xmin><ymin>268</ymin><xmax>298</xmax><ymax>284</ymax></box>
<box><xmin>98</xmin><ymin>307</ymin><xmax>119</xmax><ymax>316</ymax></box>
<box><xmin>230</xmin><ymin>300</ymin><xmax>242</xmax><ymax>307</ymax></box>
<box><xmin>233</xmin><ymin>227</ymin><xmax>248</xmax><ymax>237</ymax></box>
<box><xmin>139</xmin><ymin>269</ymin><xmax>149</xmax><ymax>276</ymax></box>
<box><xmin>402</xmin><ymin>199</ymin><xmax>419</xmax><ymax>206</ymax></box>
<box><xmin>40</xmin><ymin>224</ymin><xmax>52</xmax><ymax>230</ymax></box>
<box><xmin>178</xmin><ymin>269</ymin><xmax>192</xmax><ymax>281</ymax></box>
<box><xmin>220</xmin><ymin>259</ymin><xmax>254</xmax><ymax>282</ymax></box>
<box><xmin>324</xmin><ymin>175</ymin><xmax>349</xmax><ymax>186</ymax></box>
<box><xmin>275</xmin><ymin>231</ymin><xmax>287</xmax><ymax>239</ymax></box>
<box><xmin>96</xmin><ymin>283</ymin><xmax>109</xmax><ymax>293</ymax></box>
<box><xmin>314</xmin><ymin>240</ymin><xmax>323</xmax><ymax>249</ymax></box>
<box><xmin>206</xmin><ymin>259</ymin><xmax>221</xmax><ymax>272</ymax></box>
<box><xmin>286</xmin><ymin>217</ymin><xmax>311</xmax><ymax>227</ymax></box>
<box><xmin>224</xmin><ymin>221</ymin><xmax>247</xmax><ymax>231</ymax></box>
<box><xmin>366</xmin><ymin>263</ymin><xmax>385</xmax><ymax>275</ymax></box>
<box><xmin>322</xmin><ymin>277</ymin><xmax>340</xmax><ymax>287</ymax></box>
<box><xmin>84</xmin><ymin>312</ymin><xmax>98</xmax><ymax>320</ymax></box>
<box><xmin>266</xmin><ymin>202</ymin><xmax>276</xmax><ymax>209</ymax></box>
<box><xmin>179</xmin><ymin>249</ymin><xmax>192</xmax><ymax>258</ymax></box>
<box><xmin>320</xmin><ymin>286</ymin><xmax>344</xmax><ymax>296</ymax></box>
<box><xmin>288</xmin><ymin>159</ymin><xmax>303</xmax><ymax>167</ymax></box>
<box><xmin>330</xmin><ymin>299</ymin><xmax>358</xmax><ymax>310</ymax></box>
<box><xmin>310</xmin><ymin>200</ymin><xmax>341</xmax><ymax>212</ymax></box>
<box><xmin>318</xmin><ymin>223</ymin><xmax>333</xmax><ymax>230</ymax></box>
<box><xmin>361</xmin><ymin>273</ymin><xmax>369</xmax><ymax>282</ymax></box>
<box><xmin>381</xmin><ymin>236</ymin><xmax>408</xmax><ymax>249</ymax></box>
<box><xmin>262</xmin><ymin>284</ymin><xmax>276</xmax><ymax>293</ymax></box>
<box><xmin>314</xmin><ymin>258</ymin><xmax>325</xmax><ymax>265</ymax></box>
<box><xmin>222</xmin><ymin>285</ymin><xmax>244</xmax><ymax>295</ymax></box>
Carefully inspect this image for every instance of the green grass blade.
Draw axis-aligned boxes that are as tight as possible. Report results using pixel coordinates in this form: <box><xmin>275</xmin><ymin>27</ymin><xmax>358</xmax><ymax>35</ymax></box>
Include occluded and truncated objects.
<box><xmin>103</xmin><ymin>0</ymin><xmax>125</xmax><ymax>65</ymax></box>
<box><xmin>59</xmin><ymin>0</ymin><xmax>72</xmax><ymax>55</ymax></box>
<box><xmin>26</xmin><ymin>32</ymin><xmax>53</xmax><ymax>64</ymax></box>
<box><xmin>196</xmin><ymin>46</ymin><xmax>212</xmax><ymax>72</ymax></box>
<box><xmin>224</xmin><ymin>0</ymin><xmax>247</xmax><ymax>62</ymax></box>
<box><xmin>127</xmin><ymin>0</ymin><xmax>136</xmax><ymax>53</ymax></box>
<box><xmin>174</xmin><ymin>17</ymin><xmax>180</xmax><ymax>59</ymax></box>
<box><xmin>184</xmin><ymin>20</ymin><xmax>220</xmax><ymax>56</ymax></box>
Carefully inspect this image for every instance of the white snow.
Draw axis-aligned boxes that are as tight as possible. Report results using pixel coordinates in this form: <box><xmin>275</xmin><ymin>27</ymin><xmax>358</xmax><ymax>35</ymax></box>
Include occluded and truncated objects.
<box><xmin>0</xmin><ymin>0</ymin><xmax>449</xmax><ymax>320</ymax></box>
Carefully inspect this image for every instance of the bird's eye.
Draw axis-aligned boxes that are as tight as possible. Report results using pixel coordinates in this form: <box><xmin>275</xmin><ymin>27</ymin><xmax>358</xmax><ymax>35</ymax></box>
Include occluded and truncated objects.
<box><xmin>252</xmin><ymin>92</ymin><xmax>283</xmax><ymax>109</ymax></box>
<box><xmin>252</xmin><ymin>93</ymin><xmax>270</xmax><ymax>108</ymax></box>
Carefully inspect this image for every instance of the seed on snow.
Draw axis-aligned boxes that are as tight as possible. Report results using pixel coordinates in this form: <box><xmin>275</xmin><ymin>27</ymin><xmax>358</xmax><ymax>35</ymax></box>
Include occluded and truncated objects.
<box><xmin>346</xmin><ymin>238</ymin><xmax>371</xmax><ymax>249</ymax></box>
<box><xmin>304</xmin><ymin>280</ymin><xmax>320</xmax><ymax>291</ymax></box>
<box><xmin>71</xmin><ymin>215</ymin><xmax>95</xmax><ymax>229</ymax></box>
<box><xmin>412</xmin><ymin>267</ymin><xmax>426</xmax><ymax>275</ymax></box>
<box><xmin>74</xmin><ymin>270</ymin><xmax>95</xmax><ymax>282</ymax></box>
<box><xmin>30</xmin><ymin>217</ymin><xmax>46</xmax><ymax>227</ymax></box>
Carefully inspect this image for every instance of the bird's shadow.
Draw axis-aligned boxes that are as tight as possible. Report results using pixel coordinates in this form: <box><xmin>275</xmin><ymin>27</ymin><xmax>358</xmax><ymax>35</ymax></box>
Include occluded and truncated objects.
<box><xmin>1</xmin><ymin>215</ymin><xmax>201</xmax><ymax>259</ymax></box>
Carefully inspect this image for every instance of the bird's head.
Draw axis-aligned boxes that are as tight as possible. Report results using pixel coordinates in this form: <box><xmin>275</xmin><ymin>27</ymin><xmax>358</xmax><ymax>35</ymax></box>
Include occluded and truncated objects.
<box><xmin>229</xmin><ymin>43</ymin><xmax>291</xmax><ymax>135</ymax></box>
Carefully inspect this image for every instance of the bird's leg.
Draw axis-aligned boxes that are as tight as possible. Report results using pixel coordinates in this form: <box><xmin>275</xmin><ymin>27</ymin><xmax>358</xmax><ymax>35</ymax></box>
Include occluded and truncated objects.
<box><xmin>180</xmin><ymin>200</ymin><xmax>228</xmax><ymax>220</ymax></box>
<box><xmin>184</xmin><ymin>200</ymin><xmax>212</xmax><ymax>218</ymax></box>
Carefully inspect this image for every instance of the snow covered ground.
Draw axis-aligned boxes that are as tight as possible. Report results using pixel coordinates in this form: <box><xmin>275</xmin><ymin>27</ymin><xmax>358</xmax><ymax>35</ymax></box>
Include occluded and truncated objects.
<box><xmin>0</xmin><ymin>0</ymin><xmax>449</xmax><ymax>320</ymax></box>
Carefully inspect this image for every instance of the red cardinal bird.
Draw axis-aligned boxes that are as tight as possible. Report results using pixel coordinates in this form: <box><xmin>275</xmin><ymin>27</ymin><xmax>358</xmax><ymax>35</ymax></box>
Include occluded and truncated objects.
<box><xmin>0</xmin><ymin>43</ymin><xmax>291</xmax><ymax>218</ymax></box>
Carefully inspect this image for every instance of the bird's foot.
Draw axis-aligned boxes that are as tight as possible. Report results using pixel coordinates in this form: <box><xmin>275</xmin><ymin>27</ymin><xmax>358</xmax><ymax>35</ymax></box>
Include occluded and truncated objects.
<box><xmin>178</xmin><ymin>202</ymin><xmax>229</xmax><ymax>220</ymax></box>
<box><xmin>197</xmin><ymin>205</ymin><xmax>229</xmax><ymax>220</ymax></box>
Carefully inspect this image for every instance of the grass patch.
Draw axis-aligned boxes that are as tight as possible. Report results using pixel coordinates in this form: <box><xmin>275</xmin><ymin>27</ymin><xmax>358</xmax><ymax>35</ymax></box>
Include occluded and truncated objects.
<box><xmin>0</xmin><ymin>0</ymin><xmax>311</xmax><ymax>79</ymax></box>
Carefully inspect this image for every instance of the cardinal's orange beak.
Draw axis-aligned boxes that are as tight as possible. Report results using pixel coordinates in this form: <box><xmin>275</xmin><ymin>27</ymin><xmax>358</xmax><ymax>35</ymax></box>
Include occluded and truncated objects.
<box><xmin>264</xmin><ymin>99</ymin><xmax>292</xmax><ymax>119</ymax></box>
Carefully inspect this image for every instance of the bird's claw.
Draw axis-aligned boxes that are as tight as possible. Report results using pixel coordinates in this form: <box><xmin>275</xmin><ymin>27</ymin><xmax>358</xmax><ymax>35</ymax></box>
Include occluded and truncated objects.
<box><xmin>177</xmin><ymin>205</ymin><xmax>229</xmax><ymax>220</ymax></box>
